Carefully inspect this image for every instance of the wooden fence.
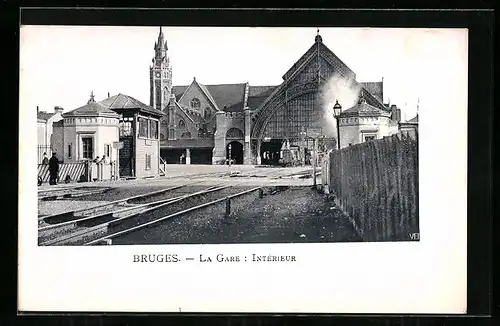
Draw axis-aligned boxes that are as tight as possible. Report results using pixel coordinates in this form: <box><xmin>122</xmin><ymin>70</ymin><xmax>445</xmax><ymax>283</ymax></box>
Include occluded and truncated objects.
<box><xmin>323</xmin><ymin>130</ymin><xmax>419</xmax><ymax>241</ymax></box>
<box><xmin>38</xmin><ymin>161</ymin><xmax>117</xmax><ymax>184</ymax></box>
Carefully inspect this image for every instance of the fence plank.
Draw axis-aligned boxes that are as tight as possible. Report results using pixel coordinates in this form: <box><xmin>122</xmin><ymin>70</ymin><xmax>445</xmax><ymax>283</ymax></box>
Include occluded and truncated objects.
<box><xmin>327</xmin><ymin>132</ymin><xmax>418</xmax><ymax>241</ymax></box>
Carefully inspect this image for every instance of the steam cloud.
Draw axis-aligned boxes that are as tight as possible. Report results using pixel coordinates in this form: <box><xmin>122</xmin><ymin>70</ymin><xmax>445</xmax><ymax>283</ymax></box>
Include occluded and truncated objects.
<box><xmin>318</xmin><ymin>73</ymin><xmax>361</xmax><ymax>138</ymax></box>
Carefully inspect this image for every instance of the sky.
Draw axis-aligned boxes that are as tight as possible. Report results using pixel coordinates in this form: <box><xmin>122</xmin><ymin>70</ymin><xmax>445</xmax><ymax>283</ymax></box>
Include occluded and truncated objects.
<box><xmin>20</xmin><ymin>26</ymin><xmax>468</xmax><ymax>122</ymax></box>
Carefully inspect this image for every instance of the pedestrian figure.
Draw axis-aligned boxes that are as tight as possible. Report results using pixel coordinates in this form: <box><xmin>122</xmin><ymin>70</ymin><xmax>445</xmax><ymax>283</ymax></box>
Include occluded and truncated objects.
<box><xmin>93</xmin><ymin>156</ymin><xmax>100</xmax><ymax>163</ymax></box>
<box><xmin>41</xmin><ymin>152</ymin><xmax>49</xmax><ymax>165</ymax></box>
<box><xmin>100</xmin><ymin>155</ymin><xmax>109</xmax><ymax>164</ymax></box>
<box><xmin>48</xmin><ymin>153</ymin><xmax>59</xmax><ymax>185</ymax></box>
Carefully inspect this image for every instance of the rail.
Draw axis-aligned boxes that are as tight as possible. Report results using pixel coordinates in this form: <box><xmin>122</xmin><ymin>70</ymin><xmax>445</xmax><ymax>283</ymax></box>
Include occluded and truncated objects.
<box><xmin>38</xmin><ymin>183</ymin><xmax>196</xmax><ymax>222</ymax></box>
<box><xmin>85</xmin><ymin>186</ymin><xmax>262</xmax><ymax>246</ymax></box>
<box><xmin>39</xmin><ymin>185</ymin><xmax>229</xmax><ymax>246</ymax></box>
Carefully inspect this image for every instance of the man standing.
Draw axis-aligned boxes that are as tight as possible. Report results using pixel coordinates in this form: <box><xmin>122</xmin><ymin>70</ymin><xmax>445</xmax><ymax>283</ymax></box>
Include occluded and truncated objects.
<box><xmin>41</xmin><ymin>152</ymin><xmax>49</xmax><ymax>165</ymax></box>
<box><xmin>48</xmin><ymin>153</ymin><xmax>59</xmax><ymax>185</ymax></box>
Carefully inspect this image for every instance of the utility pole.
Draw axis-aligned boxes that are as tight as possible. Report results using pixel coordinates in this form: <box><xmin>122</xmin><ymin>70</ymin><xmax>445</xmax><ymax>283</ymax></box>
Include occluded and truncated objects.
<box><xmin>312</xmin><ymin>137</ymin><xmax>318</xmax><ymax>189</ymax></box>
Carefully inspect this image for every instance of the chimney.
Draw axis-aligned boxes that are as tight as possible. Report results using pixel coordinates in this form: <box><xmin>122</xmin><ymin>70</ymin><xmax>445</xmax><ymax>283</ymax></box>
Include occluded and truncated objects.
<box><xmin>54</xmin><ymin>106</ymin><xmax>64</xmax><ymax>114</ymax></box>
<box><xmin>108</xmin><ymin>92</ymin><xmax>110</xmax><ymax>98</ymax></box>
<box><xmin>37</xmin><ymin>106</ymin><xmax>39</xmax><ymax>114</ymax></box>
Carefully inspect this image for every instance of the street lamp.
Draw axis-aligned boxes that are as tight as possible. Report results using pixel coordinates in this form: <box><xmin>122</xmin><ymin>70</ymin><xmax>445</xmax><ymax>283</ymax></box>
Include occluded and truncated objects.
<box><xmin>299</xmin><ymin>127</ymin><xmax>307</xmax><ymax>165</ymax></box>
<box><xmin>333</xmin><ymin>100</ymin><xmax>342</xmax><ymax>150</ymax></box>
<box><xmin>228</xmin><ymin>143</ymin><xmax>232</xmax><ymax>167</ymax></box>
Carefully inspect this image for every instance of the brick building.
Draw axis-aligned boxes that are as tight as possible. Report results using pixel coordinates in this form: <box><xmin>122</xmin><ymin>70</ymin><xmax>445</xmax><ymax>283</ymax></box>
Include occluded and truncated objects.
<box><xmin>151</xmin><ymin>28</ymin><xmax>404</xmax><ymax>165</ymax></box>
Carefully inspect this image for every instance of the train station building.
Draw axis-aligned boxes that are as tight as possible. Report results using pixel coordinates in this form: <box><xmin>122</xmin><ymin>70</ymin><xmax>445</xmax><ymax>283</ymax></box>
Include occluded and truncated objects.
<box><xmin>152</xmin><ymin>28</ymin><xmax>405</xmax><ymax>165</ymax></box>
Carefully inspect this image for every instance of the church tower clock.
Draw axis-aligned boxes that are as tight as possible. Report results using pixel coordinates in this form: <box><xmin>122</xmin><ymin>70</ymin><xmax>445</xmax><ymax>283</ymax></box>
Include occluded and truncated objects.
<box><xmin>149</xmin><ymin>27</ymin><xmax>173</xmax><ymax>112</ymax></box>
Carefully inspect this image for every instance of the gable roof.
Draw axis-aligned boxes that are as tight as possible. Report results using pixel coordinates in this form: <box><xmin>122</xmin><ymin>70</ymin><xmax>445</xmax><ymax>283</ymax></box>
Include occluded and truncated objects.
<box><xmin>360</xmin><ymin>81</ymin><xmax>383</xmax><ymax>103</ymax></box>
<box><xmin>99</xmin><ymin>93</ymin><xmax>165</xmax><ymax>117</ymax></box>
<box><xmin>63</xmin><ymin>101</ymin><xmax>119</xmax><ymax>118</ymax></box>
<box><xmin>340</xmin><ymin>98</ymin><xmax>391</xmax><ymax>118</ymax></box>
<box><xmin>37</xmin><ymin>111</ymin><xmax>56</xmax><ymax>121</ymax></box>
<box><xmin>172</xmin><ymin>85</ymin><xmax>188</xmax><ymax>101</ymax></box>
<box><xmin>196</xmin><ymin>82</ymin><xmax>221</xmax><ymax>111</ymax></box>
<box><xmin>282</xmin><ymin>39</ymin><xmax>356</xmax><ymax>82</ymax></box>
<box><xmin>247</xmin><ymin>85</ymin><xmax>278</xmax><ymax>110</ymax></box>
<box><xmin>174</xmin><ymin>82</ymin><xmax>249</xmax><ymax>112</ymax></box>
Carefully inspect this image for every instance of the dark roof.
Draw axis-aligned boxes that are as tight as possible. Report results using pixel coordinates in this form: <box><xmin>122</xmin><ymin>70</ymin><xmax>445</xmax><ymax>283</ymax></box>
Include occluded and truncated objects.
<box><xmin>172</xmin><ymin>85</ymin><xmax>188</xmax><ymax>101</ymax></box>
<box><xmin>340</xmin><ymin>99</ymin><xmax>391</xmax><ymax>118</ymax></box>
<box><xmin>99</xmin><ymin>93</ymin><xmax>165</xmax><ymax>117</ymax></box>
<box><xmin>248</xmin><ymin>86</ymin><xmax>277</xmax><ymax>97</ymax></box>
<box><xmin>63</xmin><ymin>101</ymin><xmax>119</xmax><ymax>118</ymax></box>
<box><xmin>196</xmin><ymin>82</ymin><xmax>220</xmax><ymax>110</ymax></box>
<box><xmin>360</xmin><ymin>82</ymin><xmax>383</xmax><ymax>102</ymax></box>
<box><xmin>37</xmin><ymin>111</ymin><xmax>56</xmax><ymax>121</ymax></box>
<box><xmin>173</xmin><ymin>83</ymin><xmax>248</xmax><ymax>112</ymax></box>
<box><xmin>206</xmin><ymin>84</ymin><xmax>247</xmax><ymax>112</ymax></box>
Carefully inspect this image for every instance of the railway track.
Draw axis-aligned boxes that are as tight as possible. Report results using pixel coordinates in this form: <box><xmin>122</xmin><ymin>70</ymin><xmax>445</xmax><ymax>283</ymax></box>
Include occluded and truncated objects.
<box><xmin>38</xmin><ymin>183</ymin><xmax>258</xmax><ymax>246</ymax></box>
<box><xmin>38</xmin><ymin>186</ymin><xmax>113</xmax><ymax>201</ymax></box>
<box><xmin>86</xmin><ymin>186</ymin><xmax>263</xmax><ymax>246</ymax></box>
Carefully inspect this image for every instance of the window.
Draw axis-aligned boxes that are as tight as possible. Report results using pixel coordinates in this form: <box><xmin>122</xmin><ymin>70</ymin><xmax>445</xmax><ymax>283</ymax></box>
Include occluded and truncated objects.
<box><xmin>190</xmin><ymin>98</ymin><xmax>201</xmax><ymax>109</ymax></box>
<box><xmin>104</xmin><ymin>144</ymin><xmax>111</xmax><ymax>158</ymax></box>
<box><xmin>145</xmin><ymin>154</ymin><xmax>152</xmax><ymax>170</ymax></box>
<box><xmin>151</xmin><ymin>120</ymin><xmax>159</xmax><ymax>139</ymax></box>
<box><xmin>169</xmin><ymin>129</ymin><xmax>175</xmax><ymax>139</ymax></box>
<box><xmin>364</xmin><ymin>136</ymin><xmax>376</xmax><ymax>142</ymax></box>
<box><xmin>198</xmin><ymin>128</ymin><xmax>204</xmax><ymax>138</ymax></box>
<box><xmin>178</xmin><ymin>119</ymin><xmax>186</xmax><ymax>129</ymax></box>
<box><xmin>204</xmin><ymin>107</ymin><xmax>211</xmax><ymax>119</ymax></box>
<box><xmin>82</xmin><ymin>137</ymin><xmax>93</xmax><ymax>159</ymax></box>
<box><xmin>138</xmin><ymin>117</ymin><xmax>148</xmax><ymax>138</ymax></box>
<box><xmin>181</xmin><ymin>132</ymin><xmax>192</xmax><ymax>139</ymax></box>
<box><xmin>67</xmin><ymin>144</ymin><xmax>72</xmax><ymax>158</ymax></box>
<box><xmin>119</xmin><ymin>117</ymin><xmax>133</xmax><ymax>137</ymax></box>
<box><xmin>155</xmin><ymin>85</ymin><xmax>161</xmax><ymax>109</ymax></box>
<box><xmin>160</xmin><ymin>133</ymin><xmax>165</xmax><ymax>140</ymax></box>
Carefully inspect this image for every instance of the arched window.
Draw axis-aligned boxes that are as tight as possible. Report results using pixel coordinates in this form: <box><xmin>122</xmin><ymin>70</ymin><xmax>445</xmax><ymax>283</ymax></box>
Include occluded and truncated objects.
<box><xmin>181</xmin><ymin>132</ymin><xmax>192</xmax><ymax>139</ymax></box>
<box><xmin>204</xmin><ymin>107</ymin><xmax>211</xmax><ymax>119</ymax></box>
<box><xmin>178</xmin><ymin>119</ymin><xmax>186</xmax><ymax>129</ymax></box>
<box><xmin>190</xmin><ymin>98</ymin><xmax>201</xmax><ymax>109</ymax></box>
<box><xmin>226</xmin><ymin>128</ymin><xmax>244</xmax><ymax>139</ymax></box>
<box><xmin>155</xmin><ymin>85</ymin><xmax>161</xmax><ymax>109</ymax></box>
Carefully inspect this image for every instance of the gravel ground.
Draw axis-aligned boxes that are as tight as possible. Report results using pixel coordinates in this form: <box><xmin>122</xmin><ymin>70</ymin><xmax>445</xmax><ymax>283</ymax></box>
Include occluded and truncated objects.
<box><xmin>112</xmin><ymin>186</ymin><xmax>362</xmax><ymax>245</ymax></box>
<box><xmin>38</xmin><ymin>200</ymin><xmax>111</xmax><ymax>217</ymax></box>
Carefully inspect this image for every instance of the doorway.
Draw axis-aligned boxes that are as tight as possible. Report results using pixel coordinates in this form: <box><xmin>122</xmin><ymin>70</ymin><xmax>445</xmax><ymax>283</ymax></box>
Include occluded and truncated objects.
<box><xmin>118</xmin><ymin>136</ymin><xmax>134</xmax><ymax>177</ymax></box>
<box><xmin>226</xmin><ymin>141</ymin><xmax>243</xmax><ymax>164</ymax></box>
<box><xmin>260</xmin><ymin>139</ymin><xmax>283</xmax><ymax>165</ymax></box>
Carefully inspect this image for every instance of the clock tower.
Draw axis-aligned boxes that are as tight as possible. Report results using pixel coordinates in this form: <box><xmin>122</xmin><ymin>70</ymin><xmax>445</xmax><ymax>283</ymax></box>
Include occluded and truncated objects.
<box><xmin>149</xmin><ymin>27</ymin><xmax>173</xmax><ymax>112</ymax></box>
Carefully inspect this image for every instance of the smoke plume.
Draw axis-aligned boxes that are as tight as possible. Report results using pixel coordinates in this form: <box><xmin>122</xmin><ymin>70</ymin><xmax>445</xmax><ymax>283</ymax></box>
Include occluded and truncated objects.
<box><xmin>318</xmin><ymin>73</ymin><xmax>361</xmax><ymax>137</ymax></box>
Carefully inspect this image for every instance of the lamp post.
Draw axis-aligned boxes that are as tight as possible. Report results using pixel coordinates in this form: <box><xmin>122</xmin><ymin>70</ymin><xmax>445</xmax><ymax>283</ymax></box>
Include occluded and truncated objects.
<box><xmin>228</xmin><ymin>143</ymin><xmax>232</xmax><ymax>167</ymax></box>
<box><xmin>299</xmin><ymin>127</ymin><xmax>307</xmax><ymax>165</ymax></box>
<box><xmin>333</xmin><ymin>100</ymin><xmax>342</xmax><ymax>150</ymax></box>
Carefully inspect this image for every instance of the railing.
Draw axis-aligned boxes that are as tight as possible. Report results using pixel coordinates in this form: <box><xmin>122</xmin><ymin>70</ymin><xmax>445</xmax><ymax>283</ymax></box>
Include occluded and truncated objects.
<box><xmin>38</xmin><ymin>161</ymin><xmax>119</xmax><ymax>184</ymax></box>
<box><xmin>323</xmin><ymin>130</ymin><xmax>419</xmax><ymax>241</ymax></box>
<box><xmin>159</xmin><ymin>157</ymin><xmax>167</xmax><ymax>176</ymax></box>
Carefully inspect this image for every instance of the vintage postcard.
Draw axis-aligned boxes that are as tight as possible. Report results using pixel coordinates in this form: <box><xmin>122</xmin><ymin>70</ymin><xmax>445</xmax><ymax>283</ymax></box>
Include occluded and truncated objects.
<box><xmin>19</xmin><ymin>26</ymin><xmax>467</xmax><ymax>313</ymax></box>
